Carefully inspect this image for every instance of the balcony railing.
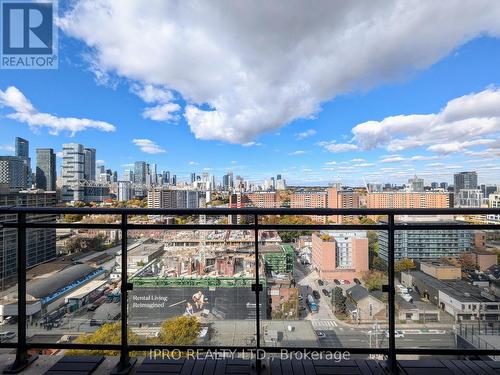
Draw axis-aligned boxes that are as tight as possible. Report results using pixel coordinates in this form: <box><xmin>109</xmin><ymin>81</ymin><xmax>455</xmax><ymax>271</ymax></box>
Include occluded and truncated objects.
<box><xmin>0</xmin><ymin>207</ymin><xmax>500</xmax><ymax>374</ymax></box>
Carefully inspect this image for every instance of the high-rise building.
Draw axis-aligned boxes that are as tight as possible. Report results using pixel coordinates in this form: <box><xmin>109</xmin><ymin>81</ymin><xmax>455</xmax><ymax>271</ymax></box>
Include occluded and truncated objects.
<box><xmin>134</xmin><ymin>161</ymin><xmax>147</xmax><ymax>184</ymax></box>
<box><xmin>166</xmin><ymin>172</ymin><xmax>171</xmax><ymax>184</ymax></box>
<box><xmin>407</xmin><ymin>175</ymin><xmax>424</xmax><ymax>192</ymax></box>
<box><xmin>430</xmin><ymin>182</ymin><xmax>439</xmax><ymax>189</ymax></box>
<box><xmin>0</xmin><ymin>190</ymin><xmax>57</xmax><ymax>280</ymax></box>
<box><xmin>172</xmin><ymin>175</ymin><xmax>177</xmax><ymax>186</ymax></box>
<box><xmin>61</xmin><ymin>143</ymin><xmax>85</xmax><ymax>201</ymax></box>
<box><xmin>15</xmin><ymin>137</ymin><xmax>29</xmax><ymax>160</ymax></box>
<box><xmin>440</xmin><ymin>182</ymin><xmax>448</xmax><ymax>190</ymax></box>
<box><xmin>191</xmin><ymin>173</ymin><xmax>197</xmax><ymax>184</ymax></box>
<box><xmin>123</xmin><ymin>169</ymin><xmax>133</xmax><ymax>182</ymax></box>
<box><xmin>118</xmin><ymin>181</ymin><xmax>132</xmax><ymax>201</ymax></box>
<box><xmin>488</xmin><ymin>193</ymin><xmax>500</xmax><ymax>223</ymax></box>
<box><xmin>480</xmin><ymin>184</ymin><xmax>497</xmax><ymax>199</ymax></box>
<box><xmin>454</xmin><ymin>171</ymin><xmax>478</xmax><ymax>196</ymax></box>
<box><xmin>35</xmin><ymin>148</ymin><xmax>56</xmax><ymax>191</ymax></box>
<box><xmin>15</xmin><ymin>137</ymin><xmax>31</xmax><ymax>187</ymax></box>
<box><xmin>0</xmin><ymin>156</ymin><xmax>27</xmax><ymax>190</ymax></box>
<box><xmin>83</xmin><ymin>147</ymin><xmax>96</xmax><ymax>181</ymax></box>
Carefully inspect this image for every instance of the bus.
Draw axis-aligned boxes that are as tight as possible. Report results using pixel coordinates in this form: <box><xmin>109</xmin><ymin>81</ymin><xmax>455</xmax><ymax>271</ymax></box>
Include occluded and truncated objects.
<box><xmin>306</xmin><ymin>295</ymin><xmax>318</xmax><ymax>313</ymax></box>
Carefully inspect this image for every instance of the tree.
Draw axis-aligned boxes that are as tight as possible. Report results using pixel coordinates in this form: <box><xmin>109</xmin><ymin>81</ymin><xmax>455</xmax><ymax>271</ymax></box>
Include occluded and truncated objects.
<box><xmin>459</xmin><ymin>253</ymin><xmax>475</xmax><ymax>269</ymax></box>
<box><xmin>260</xmin><ymin>215</ymin><xmax>316</xmax><ymax>243</ymax></box>
<box><xmin>372</xmin><ymin>256</ymin><xmax>386</xmax><ymax>272</ymax></box>
<box><xmin>62</xmin><ymin>214</ymin><xmax>83</xmax><ymax>223</ymax></box>
<box><xmin>155</xmin><ymin>316</ymin><xmax>201</xmax><ymax>346</ymax></box>
<box><xmin>394</xmin><ymin>258</ymin><xmax>416</xmax><ymax>273</ymax></box>
<box><xmin>362</xmin><ymin>270</ymin><xmax>387</xmax><ymax>291</ymax></box>
<box><xmin>65</xmin><ymin>235</ymin><xmax>106</xmax><ymax>254</ymax></box>
<box><xmin>367</xmin><ymin>230</ymin><xmax>379</xmax><ymax>256</ymax></box>
<box><xmin>66</xmin><ymin>322</ymin><xmax>140</xmax><ymax>356</ymax></box>
<box><xmin>332</xmin><ymin>287</ymin><xmax>346</xmax><ymax>315</ymax></box>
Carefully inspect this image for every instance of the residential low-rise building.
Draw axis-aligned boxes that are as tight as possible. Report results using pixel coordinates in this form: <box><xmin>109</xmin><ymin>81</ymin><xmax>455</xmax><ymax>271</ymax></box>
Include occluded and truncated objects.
<box><xmin>402</xmin><ymin>271</ymin><xmax>500</xmax><ymax>322</ymax></box>
<box><xmin>345</xmin><ymin>285</ymin><xmax>386</xmax><ymax>322</ymax></box>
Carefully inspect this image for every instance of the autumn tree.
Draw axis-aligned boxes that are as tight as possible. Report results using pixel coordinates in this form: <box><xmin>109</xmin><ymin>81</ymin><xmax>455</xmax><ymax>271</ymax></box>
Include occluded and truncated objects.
<box><xmin>66</xmin><ymin>322</ymin><xmax>140</xmax><ymax>356</ymax></box>
<box><xmin>394</xmin><ymin>258</ymin><xmax>416</xmax><ymax>273</ymax></box>
<box><xmin>155</xmin><ymin>316</ymin><xmax>201</xmax><ymax>346</ymax></box>
<box><xmin>371</xmin><ymin>256</ymin><xmax>386</xmax><ymax>272</ymax></box>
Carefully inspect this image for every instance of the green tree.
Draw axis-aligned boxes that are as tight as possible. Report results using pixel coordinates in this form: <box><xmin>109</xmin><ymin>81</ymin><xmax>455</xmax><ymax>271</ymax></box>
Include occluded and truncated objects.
<box><xmin>155</xmin><ymin>316</ymin><xmax>201</xmax><ymax>345</ymax></box>
<box><xmin>66</xmin><ymin>322</ymin><xmax>140</xmax><ymax>356</ymax></box>
<box><xmin>362</xmin><ymin>270</ymin><xmax>387</xmax><ymax>291</ymax></box>
<box><xmin>332</xmin><ymin>287</ymin><xmax>346</xmax><ymax>315</ymax></box>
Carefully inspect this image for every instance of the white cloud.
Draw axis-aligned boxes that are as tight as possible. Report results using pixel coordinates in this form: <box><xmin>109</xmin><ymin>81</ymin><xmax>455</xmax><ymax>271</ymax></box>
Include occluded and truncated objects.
<box><xmin>142</xmin><ymin>103</ymin><xmax>181</xmax><ymax>121</ymax></box>
<box><xmin>352</xmin><ymin>88</ymin><xmax>500</xmax><ymax>154</ymax></box>
<box><xmin>319</xmin><ymin>141</ymin><xmax>358</xmax><ymax>153</ymax></box>
<box><xmin>121</xmin><ymin>163</ymin><xmax>134</xmax><ymax>167</ymax></box>
<box><xmin>96</xmin><ymin>159</ymin><xmax>105</xmax><ymax>164</ymax></box>
<box><xmin>56</xmin><ymin>151</ymin><xmax>63</xmax><ymax>158</ymax></box>
<box><xmin>0</xmin><ymin>86</ymin><xmax>116</xmax><ymax>135</ymax></box>
<box><xmin>289</xmin><ymin>150</ymin><xmax>306</xmax><ymax>156</ymax></box>
<box><xmin>295</xmin><ymin>129</ymin><xmax>317</xmax><ymax>140</ymax></box>
<box><xmin>380</xmin><ymin>154</ymin><xmax>440</xmax><ymax>163</ymax></box>
<box><xmin>242</xmin><ymin>142</ymin><xmax>262</xmax><ymax>147</ymax></box>
<box><xmin>351</xmin><ymin>158</ymin><xmax>365</xmax><ymax>162</ymax></box>
<box><xmin>60</xmin><ymin>1</ymin><xmax>500</xmax><ymax>143</ymax></box>
<box><xmin>353</xmin><ymin>163</ymin><xmax>374</xmax><ymax>167</ymax></box>
<box><xmin>325</xmin><ymin>161</ymin><xmax>337</xmax><ymax>165</ymax></box>
<box><xmin>0</xmin><ymin>145</ymin><xmax>14</xmax><ymax>153</ymax></box>
<box><xmin>188</xmin><ymin>161</ymin><xmax>199</xmax><ymax>165</ymax></box>
<box><xmin>132</xmin><ymin>139</ymin><xmax>166</xmax><ymax>154</ymax></box>
<box><xmin>131</xmin><ymin>84</ymin><xmax>181</xmax><ymax>122</ymax></box>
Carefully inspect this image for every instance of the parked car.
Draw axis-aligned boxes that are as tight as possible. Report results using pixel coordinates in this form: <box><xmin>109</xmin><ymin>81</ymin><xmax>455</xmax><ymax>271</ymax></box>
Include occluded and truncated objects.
<box><xmin>322</xmin><ymin>288</ymin><xmax>330</xmax><ymax>297</ymax></box>
<box><xmin>344</xmin><ymin>280</ymin><xmax>351</xmax><ymax>284</ymax></box>
<box><xmin>318</xmin><ymin>279</ymin><xmax>324</xmax><ymax>286</ymax></box>
<box><xmin>334</xmin><ymin>279</ymin><xmax>340</xmax><ymax>285</ymax></box>
<box><xmin>313</xmin><ymin>290</ymin><xmax>321</xmax><ymax>299</ymax></box>
<box><xmin>87</xmin><ymin>304</ymin><xmax>98</xmax><ymax>312</ymax></box>
<box><xmin>0</xmin><ymin>331</ymin><xmax>16</xmax><ymax>342</ymax></box>
<box><xmin>354</xmin><ymin>278</ymin><xmax>361</xmax><ymax>285</ymax></box>
<box><xmin>298</xmin><ymin>294</ymin><xmax>303</xmax><ymax>300</ymax></box>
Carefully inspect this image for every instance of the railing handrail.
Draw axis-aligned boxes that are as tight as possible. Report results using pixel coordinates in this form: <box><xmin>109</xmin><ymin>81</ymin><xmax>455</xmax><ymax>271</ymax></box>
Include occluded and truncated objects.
<box><xmin>1</xmin><ymin>206</ymin><xmax>500</xmax><ymax>215</ymax></box>
<box><xmin>1</xmin><ymin>206</ymin><xmax>500</xmax><ymax>373</ymax></box>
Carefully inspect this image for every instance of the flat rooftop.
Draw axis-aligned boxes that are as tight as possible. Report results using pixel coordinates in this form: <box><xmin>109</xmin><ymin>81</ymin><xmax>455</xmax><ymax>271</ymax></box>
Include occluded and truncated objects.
<box><xmin>411</xmin><ymin>270</ymin><xmax>498</xmax><ymax>303</ymax></box>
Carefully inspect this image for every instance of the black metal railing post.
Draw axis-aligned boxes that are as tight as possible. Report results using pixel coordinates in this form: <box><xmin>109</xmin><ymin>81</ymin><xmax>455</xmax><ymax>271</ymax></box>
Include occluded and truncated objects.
<box><xmin>386</xmin><ymin>213</ymin><xmax>398</xmax><ymax>373</ymax></box>
<box><xmin>4</xmin><ymin>213</ymin><xmax>38</xmax><ymax>373</ymax></box>
<box><xmin>254</xmin><ymin>214</ymin><xmax>262</xmax><ymax>373</ymax></box>
<box><xmin>111</xmin><ymin>213</ymin><xmax>137</xmax><ymax>374</ymax></box>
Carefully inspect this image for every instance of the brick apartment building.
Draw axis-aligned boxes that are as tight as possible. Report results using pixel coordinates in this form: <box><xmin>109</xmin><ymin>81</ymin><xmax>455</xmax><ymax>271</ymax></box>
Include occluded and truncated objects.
<box><xmin>290</xmin><ymin>187</ymin><xmax>360</xmax><ymax>223</ymax></box>
<box><xmin>311</xmin><ymin>231</ymin><xmax>368</xmax><ymax>281</ymax></box>
<box><xmin>366</xmin><ymin>191</ymin><xmax>453</xmax><ymax>209</ymax></box>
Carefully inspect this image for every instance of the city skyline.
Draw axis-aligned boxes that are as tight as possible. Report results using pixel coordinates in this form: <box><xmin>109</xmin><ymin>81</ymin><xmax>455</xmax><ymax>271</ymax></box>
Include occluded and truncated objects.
<box><xmin>1</xmin><ymin>3</ymin><xmax>500</xmax><ymax>186</ymax></box>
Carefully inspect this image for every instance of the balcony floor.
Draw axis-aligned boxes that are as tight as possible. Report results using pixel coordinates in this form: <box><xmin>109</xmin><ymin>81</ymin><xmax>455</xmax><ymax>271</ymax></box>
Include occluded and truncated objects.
<box><xmin>1</xmin><ymin>354</ymin><xmax>500</xmax><ymax>374</ymax></box>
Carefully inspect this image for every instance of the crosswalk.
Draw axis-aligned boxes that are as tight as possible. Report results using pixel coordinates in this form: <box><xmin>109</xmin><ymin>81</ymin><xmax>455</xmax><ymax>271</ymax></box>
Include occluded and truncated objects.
<box><xmin>311</xmin><ymin>320</ymin><xmax>338</xmax><ymax>330</ymax></box>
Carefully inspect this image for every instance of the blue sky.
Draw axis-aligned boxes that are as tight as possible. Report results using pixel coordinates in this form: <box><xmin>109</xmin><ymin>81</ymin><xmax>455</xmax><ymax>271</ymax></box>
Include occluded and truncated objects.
<box><xmin>1</xmin><ymin>1</ymin><xmax>500</xmax><ymax>186</ymax></box>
